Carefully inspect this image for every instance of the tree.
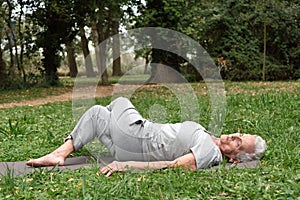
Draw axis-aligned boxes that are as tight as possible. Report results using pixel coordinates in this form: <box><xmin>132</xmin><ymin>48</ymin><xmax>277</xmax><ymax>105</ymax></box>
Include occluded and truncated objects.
<box><xmin>65</xmin><ymin>41</ymin><xmax>78</xmax><ymax>77</ymax></box>
<box><xmin>90</xmin><ymin>0</ymin><xmax>130</xmax><ymax>84</ymax></box>
<box><xmin>0</xmin><ymin>3</ymin><xmax>6</xmax><ymax>86</ymax></box>
<box><xmin>79</xmin><ymin>25</ymin><xmax>95</xmax><ymax>77</ymax></box>
<box><xmin>0</xmin><ymin>47</ymin><xmax>5</xmax><ymax>87</ymax></box>
<box><xmin>1</xmin><ymin>0</ymin><xmax>297</xmax><ymax>89</ymax></box>
<box><xmin>260</xmin><ymin>0</ymin><xmax>300</xmax><ymax>80</ymax></box>
<box><xmin>30</xmin><ymin>0</ymin><xmax>77</xmax><ymax>85</ymax></box>
<box><xmin>92</xmin><ymin>19</ymin><xmax>109</xmax><ymax>85</ymax></box>
<box><xmin>132</xmin><ymin>0</ymin><xmax>194</xmax><ymax>83</ymax></box>
<box><xmin>0</xmin><ymin>0</ymin><xmax>38</xmax><ymax>88</ymax></box>
<box><xmin>180</xmin><ymin>0</ymin><xmax>300</xmax><ymax>80</ymax></box>
<box><xmin>73</xmin><ymin>0</ymin><xmax>96</xmax><ymax>77</ymax></box>
<box><xmin>112</xmin><ymin>16</ymin><xmax>122</xmax><ymax>76</ymax></box>
<box><xmin>4</xmin><ymin>0</ymin><xmax>27</xmax><ymax>81</ymax></box>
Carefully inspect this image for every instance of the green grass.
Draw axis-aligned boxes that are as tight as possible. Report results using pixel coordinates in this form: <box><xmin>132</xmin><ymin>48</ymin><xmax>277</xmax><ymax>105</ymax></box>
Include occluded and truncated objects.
<box><xmin>0</xmin><ymin>81</ymin><xmax>299</xmax><ymax>199</ymax></box>
<box><xmin>0</xmin><ymin>75</ymin><xmax>145</xmax><ymax>104</ymax></box>
<box><xmin>0</xmin><ymin>78</ymin><xmax>74</xmax><ymax>104</ymax></box>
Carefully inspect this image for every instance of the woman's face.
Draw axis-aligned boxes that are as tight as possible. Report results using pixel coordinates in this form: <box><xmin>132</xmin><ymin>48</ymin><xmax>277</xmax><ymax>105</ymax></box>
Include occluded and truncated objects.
<box><xmin>218</xmin><ymin>133</ymin><xmax>256</xmax><ymax>162</ymax></box>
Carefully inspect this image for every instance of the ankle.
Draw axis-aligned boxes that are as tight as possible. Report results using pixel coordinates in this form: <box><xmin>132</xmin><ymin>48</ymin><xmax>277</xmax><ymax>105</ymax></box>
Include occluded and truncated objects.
<box><xmin>51</xmin><ymin>151</ymin><xmax>66</xmax><ymax>159</ymax></box>
<box><xmin>51</xmin><ymin>140</ymin><xmax>74</xmax><ymax>159</ymax></box>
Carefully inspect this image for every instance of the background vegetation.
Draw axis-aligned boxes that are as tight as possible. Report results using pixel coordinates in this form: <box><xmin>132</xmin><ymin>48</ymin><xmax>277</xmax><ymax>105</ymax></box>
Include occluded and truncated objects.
<box><xmin>0</xmin><ymin>81</ymin><xmax>299</xmax><ymax>199</ymax></box>
<box><xmin>0</xmin><ymin>0</ymin><xmax>299</xmax><ymax>90</ymax></box>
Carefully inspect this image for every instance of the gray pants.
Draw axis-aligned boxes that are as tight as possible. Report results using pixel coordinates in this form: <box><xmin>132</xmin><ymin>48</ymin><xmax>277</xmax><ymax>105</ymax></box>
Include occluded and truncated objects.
<box><xmin>69</xmin><ymin>104</ymin><xmax>111</xmax><ymax>151</ymax></box>
<box><xmin>68</xmin><ymin>97</ymin><xmax>149</xmax><ymax>161</ymax></box>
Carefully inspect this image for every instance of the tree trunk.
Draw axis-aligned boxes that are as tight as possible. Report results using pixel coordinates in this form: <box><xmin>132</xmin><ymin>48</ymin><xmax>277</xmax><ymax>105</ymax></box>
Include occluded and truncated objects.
<box><xmin>65</xmin><ymin>42</ymin><xmax>78</xmax><ymax>78</ymax></box>
<box><xmin>262</xmin><ymin>0</ymin><xmax>267</xmax><ymax>81</ymax></box>
<box><xmin>147</xmin><ymin>48</ymin><xmax>183</xmax><ymax>83</ymax></box>
<box><xmin>79</xmin><ymin>25</ymin><xmax>95</xmax><ymax>77</ymax></box>
<box><xmin>0</xmin><ymin>48</ymin><xmax>6</xmax><ymax>86</ymax></box>
<box><xmin>5</xmin><ymin>0</ymin><xmax>17</xmax><ymax>78</ymax></box>
<box><xmin>144</xmin><ymin>56</ymin><xmax>149</xmax><ymax>74</ymax></box>
<box><xmin>112</xmin><ymin>20</ymin><xmax>122</xmax><ymax>76</ymax></box>
<box><xmin>13</xmin><ymin>31</ymin><xmax>21</xmax><ymax>77</ymax></box>
<box><xmin>6</xmin><ymin>8</ymin><xmax>22</xmax><ymax>78</ymax></box>
<box><xmin>5</xmin><ymin>30</ymin><xmax>14</xmax><ymax>76</ymax></box>
<box><xmin>92</xmin><ymin>23</ymin><xmax>100</xmax><ymax>74</ymax></box>
<box><xmin>99</xmin><ymin>41</ymin><xmax>109</xmax><ymax>85</ymax></box>
<box><xmin>43</xmin><ymin>46</ymin><xmax>59</xmax><ymax>85</ymax></box>
<box><xmin>96</xmin><ymin>22</ymin><xmax>109</xmax><ymax>85</ymax></box>
<box><xmin>92</xmin><ymin>22</ymin><xmax>109</xmax><ymax>85</ymax></box>
<box><xmin>143</xmin><ymin>49</ymin><xmax>151</xmax><ymax>74</ymax></box>
<box><xmin>147</xmin><ymin>61</ymin><xmax>185</xmax><ymax>84</ymax></box>
<box><xmin>17</xmin><ymin>1</ymin><xmax>26</xmax><ymax>82</ymax></box>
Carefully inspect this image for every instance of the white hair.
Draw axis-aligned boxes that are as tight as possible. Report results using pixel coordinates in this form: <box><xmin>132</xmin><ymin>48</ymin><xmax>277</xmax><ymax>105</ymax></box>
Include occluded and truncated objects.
<box><xmin>236</xmin><ymin>135</ymin><xmax>267</xmax><ymax>162</ymax></box>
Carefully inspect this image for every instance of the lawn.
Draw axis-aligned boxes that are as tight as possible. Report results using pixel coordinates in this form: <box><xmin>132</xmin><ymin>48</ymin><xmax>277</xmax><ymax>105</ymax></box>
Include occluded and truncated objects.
<box><xmin>0</xmin><ymin>81</ymin><xmax>299</xmax><ymax>199</ymax></box>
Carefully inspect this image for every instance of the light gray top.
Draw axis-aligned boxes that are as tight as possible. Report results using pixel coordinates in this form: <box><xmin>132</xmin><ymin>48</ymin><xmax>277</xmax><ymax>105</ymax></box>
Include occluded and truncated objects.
<box><xmin>142</xmin><ymin>120</ymin><xmax>223</xmax><ymax>169</ymax></box>
<box><xmin>98</xmin><ymin>97</ymin><xmax>223</xmax><ymax>170</ymax></box>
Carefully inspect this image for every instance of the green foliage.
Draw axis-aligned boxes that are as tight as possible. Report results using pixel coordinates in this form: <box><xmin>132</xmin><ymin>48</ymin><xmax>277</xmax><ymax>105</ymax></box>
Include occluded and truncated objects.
<box><xmin>30</xmin><ymin>0</ymin><xmax>78</xmax><ymax>86</ymax></box>
<box><xmin>0</xmin><ymin>73</ymin><xmax>45</xmax><ymax>90</ymax></box>
<box><xmin>132</xmin><ymin>0</ymin><xmax>299</xmax><ymax>81</ymax></box>
<box><xmin>180</xmin><ymin>0</ymin><xmax>300</xmax><ymax>81</ymax></box>
<box><xmin>0</xmin><ymin>0</ymin><xmax>299</xmax><ymax>89</ymax></box>
<box><xmin>0</xmin><ymin>82</ymin><xmax>299</xmax><ymax>199</ymax></box>
<box><xmin>0</xmin><ymin>0</ymin><xmax>45</xmax><ymax>90</ymax></box>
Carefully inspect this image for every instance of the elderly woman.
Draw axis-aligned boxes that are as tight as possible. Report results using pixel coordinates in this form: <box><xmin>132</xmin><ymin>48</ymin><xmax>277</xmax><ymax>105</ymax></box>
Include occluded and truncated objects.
<box><xmin>27</xmin><ymin>97</ymin><xmax>267</xmax><ymax>177</ymax></box>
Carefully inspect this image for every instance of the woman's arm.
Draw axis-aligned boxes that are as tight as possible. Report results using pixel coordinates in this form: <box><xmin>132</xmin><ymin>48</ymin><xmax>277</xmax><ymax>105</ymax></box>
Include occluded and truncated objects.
<box><xmin>99</xmin><ymin>153</ymin><xmax>197</xmax><ymax>177</ymax></box>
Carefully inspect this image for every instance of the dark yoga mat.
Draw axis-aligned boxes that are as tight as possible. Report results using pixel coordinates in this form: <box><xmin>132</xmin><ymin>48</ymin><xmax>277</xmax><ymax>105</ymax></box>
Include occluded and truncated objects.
<box><xmin>0</xmin><ymin>156</ymin><xmax>259</xmax><ymax>177</ymax></box>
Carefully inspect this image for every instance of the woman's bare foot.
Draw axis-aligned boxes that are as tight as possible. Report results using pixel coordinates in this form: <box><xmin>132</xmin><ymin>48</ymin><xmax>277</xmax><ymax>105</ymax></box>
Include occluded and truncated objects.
<box><xmin>26</xmin><ymin>139</ymin><xmax>74</xmax><ymax>167</ymax></box>
<box><xmin>26</xmin><ymin>153</ymin><xmax>65</xmax><ymax>167</ymax></box>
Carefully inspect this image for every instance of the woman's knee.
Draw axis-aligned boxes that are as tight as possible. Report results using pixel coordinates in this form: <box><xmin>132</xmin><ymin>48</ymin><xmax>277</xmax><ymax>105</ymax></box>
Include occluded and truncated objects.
<box><xmin>88</xmin><ymin>105</ymin><xmax>109</xmax><ymax>116</ymax></box>
<box><xmin>113</xmin><ymin>97</ymin><xmax>130</xmax><ymax>104</ymax></box>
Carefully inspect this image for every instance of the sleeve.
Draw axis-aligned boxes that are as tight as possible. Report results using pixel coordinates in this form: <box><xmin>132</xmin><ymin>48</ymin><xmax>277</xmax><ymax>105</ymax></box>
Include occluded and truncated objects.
<box><xmin>190</xmin><ymin>132</ymin><xmax>223</xmax><ymax>169</ymax></box>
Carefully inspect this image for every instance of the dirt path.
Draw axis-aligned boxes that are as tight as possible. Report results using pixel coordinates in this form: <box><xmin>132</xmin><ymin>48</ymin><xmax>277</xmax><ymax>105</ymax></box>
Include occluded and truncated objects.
<box><xmin>0</xmin><ymin>86</ymin><xmax>114</xmax><ymax>109</ymax></box>
<box><xmin>0</xmin><ymin>81</ymin><xmax>298</xmax><ymax>109</ymax></box>
<box><xmin>0</xmin><ymin>84</ymin><xmax>170</xmax><ymax>108</ymax></box>
<box><xmin>0</xmin><ymin>84</ymin><xmax>202</xmax><ymax>108</ymax></box>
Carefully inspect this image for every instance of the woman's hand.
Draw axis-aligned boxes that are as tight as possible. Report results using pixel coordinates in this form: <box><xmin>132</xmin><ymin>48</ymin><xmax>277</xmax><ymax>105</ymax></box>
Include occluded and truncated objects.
<box><xmin>98</xmin><ymin>161</ymin><xmax>126</xmax><ymax>177</ymax></box>
<box><xmin>98</xmin><ymin>160</ymin><xmax>172</xmax><ymax>177</ymax></box>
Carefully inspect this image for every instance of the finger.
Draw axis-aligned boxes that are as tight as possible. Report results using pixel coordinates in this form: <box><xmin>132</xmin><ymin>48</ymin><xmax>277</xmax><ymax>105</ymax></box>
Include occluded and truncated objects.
<box><xmin>98</xmin><ymin>168</ymin><xmax>106</xmax><ymax>175</ymax></box>
<box><xmin>100</xmin><ymin>166</ymin><xmax>110</xmax><ymax>173</ymax></box>
<box><xmin>106</xmin><ymin>170</ymin><xmax>113</xmax><ymax>177</ymax></box>
<box><xmin>99</xmin><ymin>166</ymin><xmax>115</xmax><ymax>177</ymax></box>
<box><xmin>100</xmin><ymin>167</ymin><xmax>106</xmax><ymax>173</ymax></box>
<box><xmin>102</xmin><ymin>168</ymin><xmax>110</xmax><ymax>174</ymax></box>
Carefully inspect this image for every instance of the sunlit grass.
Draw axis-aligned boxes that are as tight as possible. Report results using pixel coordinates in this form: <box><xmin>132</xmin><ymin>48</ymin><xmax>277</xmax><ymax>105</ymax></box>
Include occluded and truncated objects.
<box><xmin>0</xmin><ymin>81</ymin><xmax>299</xmax><ymax>199</ymax></box>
